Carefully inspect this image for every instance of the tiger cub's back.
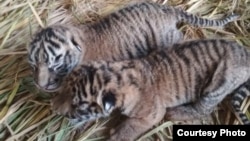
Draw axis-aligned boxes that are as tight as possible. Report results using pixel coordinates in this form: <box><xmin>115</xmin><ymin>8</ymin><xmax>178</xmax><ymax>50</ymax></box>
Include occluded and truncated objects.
<box><xmin>84</xmin><ymin>1</ymin><xmax>239</xmax><ymax>60</ymax></box>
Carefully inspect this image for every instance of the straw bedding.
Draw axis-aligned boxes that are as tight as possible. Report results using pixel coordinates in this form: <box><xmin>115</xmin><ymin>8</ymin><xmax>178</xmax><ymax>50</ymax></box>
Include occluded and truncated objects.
<box><xmin>0</xmin><ymin>0</ymin><xmax>249</xmax><ymax>141</ymax></box>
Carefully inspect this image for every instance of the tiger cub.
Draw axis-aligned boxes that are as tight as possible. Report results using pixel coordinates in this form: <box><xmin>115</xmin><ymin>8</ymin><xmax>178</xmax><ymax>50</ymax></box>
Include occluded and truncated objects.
<box><xmin>52</xmin><ymin>39</ymin><xmax>250</xmax><ymax>141</ymax></box>
<box><xmin>27</xmin><ymin>1</ymin><xmax>239</xmax><ymax>92</ymax></box>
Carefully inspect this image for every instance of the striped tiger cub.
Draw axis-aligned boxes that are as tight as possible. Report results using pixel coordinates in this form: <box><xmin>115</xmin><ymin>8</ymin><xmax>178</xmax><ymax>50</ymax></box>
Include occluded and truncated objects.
<box><xmin>52</xmin><ymin>39</ymin><xmax>250</xmax><ymax>141</ymax></box>
<box><xmin>27</xmin><ymin>1</ymin><xmax>239</xmax><ymax>92</ymax></box>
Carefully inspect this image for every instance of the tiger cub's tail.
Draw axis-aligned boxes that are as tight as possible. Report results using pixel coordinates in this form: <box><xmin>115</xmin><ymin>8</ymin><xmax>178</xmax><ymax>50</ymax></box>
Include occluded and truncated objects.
<box><xmin>177</xmin><ymin>10</ymin><xmax>239</xmax><ymax>27</ymax></box>
<box><xmin>231</xmin><ymin>80</ymin><xmax>250</xmax><ymax>125</ymax></box>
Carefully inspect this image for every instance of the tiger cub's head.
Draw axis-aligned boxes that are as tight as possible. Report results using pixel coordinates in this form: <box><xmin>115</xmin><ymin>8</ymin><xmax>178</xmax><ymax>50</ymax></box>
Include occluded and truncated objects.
<box><xmin>27</xmin><ymin>25</ymin><xmax>83</xmax><ymax>92</ymax></box>
<box><xmin>51</xmin><ymin>61</ymin><xmax>140</xmax><ymax>122</ymax></box>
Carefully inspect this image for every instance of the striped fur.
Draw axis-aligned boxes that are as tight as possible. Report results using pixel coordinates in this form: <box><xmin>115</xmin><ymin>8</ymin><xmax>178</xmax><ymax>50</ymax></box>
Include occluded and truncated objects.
<box><xmin>27</xmin><ymin>1</ymin><xmax>239</xmax><ymax>92</ymax></box>
<box><xmin>231</xmin><ymin>80</ymin><xmax>250</xmax><ymax>124</ymax></box>
<box><xmin>52</xmin><ymin>39</ymin><xmax>250</xmax><ymax>141</ymax></box>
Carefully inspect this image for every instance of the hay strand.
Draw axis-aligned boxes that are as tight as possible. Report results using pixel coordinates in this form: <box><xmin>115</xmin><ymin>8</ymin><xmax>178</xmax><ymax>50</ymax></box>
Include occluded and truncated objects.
<box><xmin>0</xmin><ymin>0</ymin><xmax>249</xmax><ymax>141</ymax></box>
<box><xmin>27</xmin><ymin>0</ymin><xmax>44</xmax><ymax>28</ymax></box>
<box><xmin>0</xmin><ymin>82</ymin><xmax>19</xmax><ymax>120</ymax></box>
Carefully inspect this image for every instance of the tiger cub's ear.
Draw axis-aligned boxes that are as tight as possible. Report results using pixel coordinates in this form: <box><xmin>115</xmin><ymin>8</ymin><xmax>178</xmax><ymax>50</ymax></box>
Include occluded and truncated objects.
<box><xmin>102</xmin><ymin>91</ymin><xmax>116</xmax><ymax>112</ymax></box>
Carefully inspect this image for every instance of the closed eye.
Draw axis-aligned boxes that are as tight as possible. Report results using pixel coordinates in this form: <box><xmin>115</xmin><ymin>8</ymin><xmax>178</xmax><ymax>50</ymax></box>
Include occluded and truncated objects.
<box><xmin>58</xmin><ymin>68</ymin><xmax>69</xmax><ymax>75</ymax></box>
<box><xmin>54</xmin><ymin>65</ymin><xmax>64</xmax><ymax>71</ymax></box>
<box><xmin>53</xmin><ymin>64</ymin><xmax>69</xmax><ymax>75</ymax></box>
<box><xmin>55</xmin><ymin>54</ymin><xmax>62</xmax><ymax>62</ymax></box>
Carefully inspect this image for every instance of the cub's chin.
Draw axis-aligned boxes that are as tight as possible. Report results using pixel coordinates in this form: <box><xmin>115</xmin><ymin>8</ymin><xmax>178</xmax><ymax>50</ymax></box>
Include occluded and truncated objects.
<box><xmin>35</xmin><ymin>82</ymin><xmax>62</xmax><ymax>93</ymax></box>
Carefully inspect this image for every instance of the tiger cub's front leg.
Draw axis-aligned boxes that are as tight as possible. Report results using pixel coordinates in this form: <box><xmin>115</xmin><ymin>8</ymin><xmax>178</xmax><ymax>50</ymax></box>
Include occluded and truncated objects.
<box><xmin>51</xmin><ymin>92</ymin><xmax>74</xmax><ymax>117</ymax></box>
<box><xmin>108</xmin><ymin>108</ymin><xmax>166</xmax><ymax>141</ymax></box>
<box><xmin>51</xmin><ymin>90</ymin><xmax>84</xmax><ymax>119</ymax></box>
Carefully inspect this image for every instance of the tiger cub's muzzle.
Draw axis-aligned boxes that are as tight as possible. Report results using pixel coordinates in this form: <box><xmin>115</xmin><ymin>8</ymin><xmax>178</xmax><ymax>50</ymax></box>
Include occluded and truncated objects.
<box><xmin>35</xmin><ymin>66</ymin><xmax>63</xmax><ymax>92</ymax></box>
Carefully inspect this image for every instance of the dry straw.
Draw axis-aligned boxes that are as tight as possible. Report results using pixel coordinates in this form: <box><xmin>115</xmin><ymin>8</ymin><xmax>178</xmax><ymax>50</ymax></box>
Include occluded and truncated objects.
<box><xmin>0</xmin><ymin>0</ymin><xmax>249</xmax><ymax>141</ymax></box>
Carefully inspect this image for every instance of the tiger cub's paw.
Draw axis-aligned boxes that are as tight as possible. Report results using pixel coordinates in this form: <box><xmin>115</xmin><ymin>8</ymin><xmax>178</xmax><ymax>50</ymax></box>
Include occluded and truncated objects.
<box><xmin>50</xmin><ymin>94</ymin><xmax>73</xmax><ymax>117</ymax></box>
